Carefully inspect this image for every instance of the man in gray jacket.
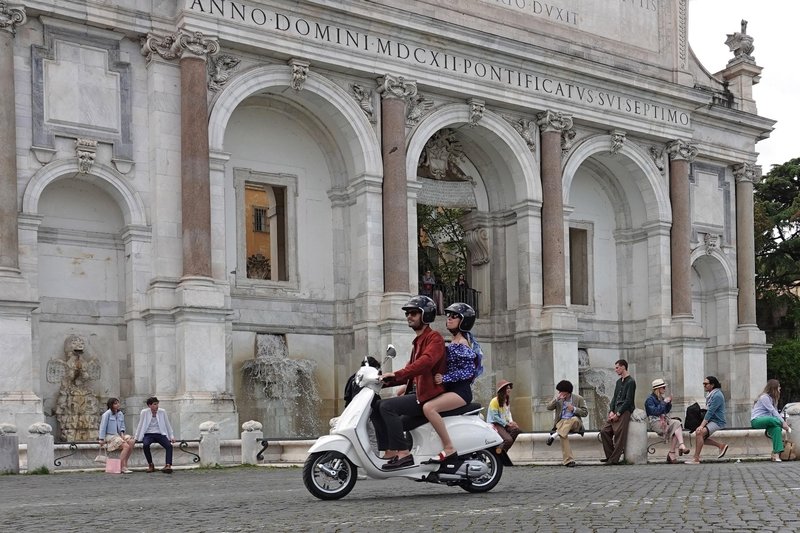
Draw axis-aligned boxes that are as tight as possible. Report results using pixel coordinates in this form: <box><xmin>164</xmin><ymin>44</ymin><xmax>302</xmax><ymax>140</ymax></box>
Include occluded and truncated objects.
<box><xmin>545</xmin><ymin>380</ymin><xmax>588</xmax><ymax>467</ymax></box>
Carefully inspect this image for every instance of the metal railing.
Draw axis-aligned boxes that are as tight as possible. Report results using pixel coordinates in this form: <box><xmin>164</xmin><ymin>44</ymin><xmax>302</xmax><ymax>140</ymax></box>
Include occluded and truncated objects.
<box><xmin>421</xmin><ymin>283</ymin><xmax>480</xmax><ymax>318</ymax></box>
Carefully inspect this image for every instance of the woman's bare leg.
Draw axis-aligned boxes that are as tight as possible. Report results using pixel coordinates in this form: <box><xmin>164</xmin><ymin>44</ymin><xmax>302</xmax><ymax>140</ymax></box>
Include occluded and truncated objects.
<box><xmin>422</xmin><ymin>392</ymin><xmax>466</xmax><ymax>456</ymax></box>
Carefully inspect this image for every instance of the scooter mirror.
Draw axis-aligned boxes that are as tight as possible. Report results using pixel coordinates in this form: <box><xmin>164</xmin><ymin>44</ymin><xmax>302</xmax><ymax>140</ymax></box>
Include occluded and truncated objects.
<box><xmin>386</xmin><ymin>344</ymin><xmax>396</xmax><ymax>358</ymax></box>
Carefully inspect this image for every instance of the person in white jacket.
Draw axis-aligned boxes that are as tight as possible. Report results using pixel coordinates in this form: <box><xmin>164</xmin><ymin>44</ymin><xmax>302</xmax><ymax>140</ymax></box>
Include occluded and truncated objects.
<box><xmin>135</xmin><ymin>396</ymin><xmax>175</xmax><ymax>473</ymax></box>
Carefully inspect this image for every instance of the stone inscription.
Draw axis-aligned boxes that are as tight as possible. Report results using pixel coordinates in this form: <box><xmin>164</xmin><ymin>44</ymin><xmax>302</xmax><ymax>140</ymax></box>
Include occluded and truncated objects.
<box><xmin>187</xmin><ymin>0</ymin><xmax>689</xmax><ymax>127</ymax></box>
<box><xmin>484</xmin><ymin>0</ymin><xmax>659</xmax><ymax>50</ymax></box>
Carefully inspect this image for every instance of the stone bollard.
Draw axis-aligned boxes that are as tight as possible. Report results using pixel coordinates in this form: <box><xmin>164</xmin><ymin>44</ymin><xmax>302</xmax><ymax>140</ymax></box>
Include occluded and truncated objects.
<box><xmin>26</xmin><ymin>423</ymin><xmax>54</xmax><ymax>473</ymax></box>
<box><xmin>785</xmin><ymin>403</ymin><xmax>800</xmax><ymax>450</ymax></box>
<box><xmin>241</xmin><ymin>420</ymin><xmax>264</xmax><ymax>465</ymax></box>
<box><xmin>625</xmin><ymin>409</ymin><xmax>649</xmax><ymax>465</ymax></box>
<box><xmin>199</xmin><ymin>421</ymin><xmax>221</xmax><ymax>467</ymax></box>
<box><xmin>0</xmin><ymin>423</ymin><xmax>20</xmax><ymax>474</ymax></box>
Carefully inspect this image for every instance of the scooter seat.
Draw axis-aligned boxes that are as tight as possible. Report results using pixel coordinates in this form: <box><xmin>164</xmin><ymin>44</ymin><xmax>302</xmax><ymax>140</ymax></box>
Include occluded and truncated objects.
<box><xmin>402</xmin><ymin>402</ymin><xmax>482</xmax><ymax>431</ymax></box>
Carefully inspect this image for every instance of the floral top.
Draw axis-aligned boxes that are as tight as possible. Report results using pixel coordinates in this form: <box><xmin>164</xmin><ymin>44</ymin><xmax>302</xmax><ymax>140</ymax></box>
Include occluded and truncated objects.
<box><xmin>441</xmin><ymin>342</ymin><xmax>478</xmax><ymax>383</ymax></box>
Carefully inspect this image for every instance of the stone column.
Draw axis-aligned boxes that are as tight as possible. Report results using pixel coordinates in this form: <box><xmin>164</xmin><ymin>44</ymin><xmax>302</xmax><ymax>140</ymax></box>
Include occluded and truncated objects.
<box><xmin>141</xmin><ymin>32</ymin><xmax>235</xmax><ymax>439</ymax></box>
<box><xmin>0</xmin><ymin>5</ymin><xmax>42</xmax><ymax>440</ymax></box>
<box><xmin>536</xmin><ymin>110</ymin><xmax>572</xmax><ymax>308</ymax></box>
<box><xmin>178</xmin><ymin>33</ymin><xmax>218</xmax><ymax>278</ymax></box>
<box><xmin>732</xmin><ymin>162</ymin><xmax>759</xmax><ymax>326</ymax></box>
<box><xmin>666</xmin><ymin>140</ymin><xmax>698</xmax><ymax>318</ymax></box>
<box><xmin>0</xmin><ymin>3</ymin><xmax>25</xmax><ymax>275</ymax></box>
<box><xmin>376</xmin><ymin>74</ymin><xmax>416</xmax><ymax>293</ymax></box>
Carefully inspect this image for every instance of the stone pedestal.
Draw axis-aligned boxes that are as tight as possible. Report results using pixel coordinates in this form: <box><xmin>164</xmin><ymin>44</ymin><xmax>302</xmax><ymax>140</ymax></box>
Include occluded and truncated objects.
<box><xmin>529</xmin><ymin>308</ymin><xmax>580</xmax><ymax>430</ymax></box>
<box><xmin>198</xmin><ymin>421</ymin><xmax>220</xmax><ymax>467</ymax></box>
<box><xmin>0</xmin><ymin>425</ymin><xmax>19</xmax><ymax>474</ymax></box>
<box><xmin>0</xmin><ymin>275</ymin><xmax>42</xmax><ymax>444</ymax></box>
<box><xmin>241</xmin><ymin>421</ymin><xmax>264</xmax><ymax>465</ymax></box>
<box><xmin>626</xmin><ymin>409</ymin><xmax>649</xmax><ymax>465</ymax></box>
<box><xmin>669</xmin><ymin>318</ymin><xmax>706</xmax><ymax>406</ymax></box>
<box><xmin>26</xmin><ymin>423</ymin><xmax>54</xmax><ymax>472</ymax></box>
<box><xmin>783</xmin><ymin>404</ymin><xmax>799</xmax><ymax>449</ymax></box>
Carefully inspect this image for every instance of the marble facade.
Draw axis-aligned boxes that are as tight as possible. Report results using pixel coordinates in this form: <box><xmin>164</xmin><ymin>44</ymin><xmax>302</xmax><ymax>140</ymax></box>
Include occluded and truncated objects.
<box><xmin>0</xmin><ymin>0</ymin><xmax>773</xmax><ymax>440</ymax></box>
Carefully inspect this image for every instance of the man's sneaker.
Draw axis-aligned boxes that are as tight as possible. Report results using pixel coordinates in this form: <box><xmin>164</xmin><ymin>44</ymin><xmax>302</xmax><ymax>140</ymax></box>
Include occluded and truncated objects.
<box><xmin>546</xmin><ymin>433</ymin><xmax>556</xmax><ymax>446</ymax></box>
<box><xmin>565</xmin><ymin>461</ymin><xmax>576</xmax><ymax>467</ymax></box>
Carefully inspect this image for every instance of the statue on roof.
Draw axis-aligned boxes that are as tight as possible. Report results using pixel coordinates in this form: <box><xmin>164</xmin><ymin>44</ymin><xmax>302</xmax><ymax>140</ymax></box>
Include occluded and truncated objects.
<box><xmin>725</xmin><ymin>19</ymin><xmax>755</xmax><ymax>64</ymax></box>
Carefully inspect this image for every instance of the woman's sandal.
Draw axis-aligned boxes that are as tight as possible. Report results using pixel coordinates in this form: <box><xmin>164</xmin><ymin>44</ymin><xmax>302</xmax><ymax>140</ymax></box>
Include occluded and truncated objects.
<box><xmin>424</xmin><ymin>450</ymin><xmax>458</xmax><ymax>464</ymax></box>
<box><xmin>678</xmin><ymin>445</ymin><xmax>690</xmax><ymax>456</ymax></box>
<box><xmin>666</xmin><ymin>452</ymin><xmax>677</xmax><ymax>464</ymax></box>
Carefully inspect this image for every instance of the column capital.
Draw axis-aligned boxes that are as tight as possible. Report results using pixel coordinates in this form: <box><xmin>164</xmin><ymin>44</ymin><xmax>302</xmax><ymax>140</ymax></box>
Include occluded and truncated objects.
<box><xmin>665</xmin><ymin>139</ymin><xmax>698</xmax><ymax>162</ymax></box>
<box><xmin>0</xmin><ymin>2</ymin><xmax>26</xmax><ymax>36</ymax></box>
<box><xmin>535</xmin><ymin>109</ymin><xmax>573</xmax><ymax>134</ymax></box>
<box><xmin>732</xmin><ymin>162</ymin><xmax>761</xmax><ymax>183</ymax></box>
<box><xmin>376</xmin><ymin>73</ymin><xmax>417</xmax><ymax>101</ymax></box>
<box><xmin>141</xmin><ymin>30</ymin><xmax>219</xmax><ymax>63</ymax></box>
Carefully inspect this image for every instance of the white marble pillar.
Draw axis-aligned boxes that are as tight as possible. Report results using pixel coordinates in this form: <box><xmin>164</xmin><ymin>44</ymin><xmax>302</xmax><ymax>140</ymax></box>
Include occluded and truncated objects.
<box><xmin>0</xmin><ymin>1</ymin><xmax>42</xmax><ymax>442</ymax></box>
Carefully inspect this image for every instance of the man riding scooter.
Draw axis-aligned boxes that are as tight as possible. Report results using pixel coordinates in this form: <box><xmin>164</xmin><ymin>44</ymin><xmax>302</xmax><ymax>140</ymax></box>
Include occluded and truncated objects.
<box><xmin>376</xmin><ymin>295</ymin><xmax>446</xmax><ymax>470</ymax></box>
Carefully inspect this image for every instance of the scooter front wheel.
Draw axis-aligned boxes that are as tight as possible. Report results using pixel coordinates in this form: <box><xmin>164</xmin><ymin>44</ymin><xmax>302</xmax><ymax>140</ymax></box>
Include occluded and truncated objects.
<box><xmin>460</xmin><ymin>448</ymin><xmax>503</xmax><ymax>493</ymax></box>
<box><xmin>303</xmin><ymin>451</ymin><xmax>358</xmax><ymax>500</ymax></box>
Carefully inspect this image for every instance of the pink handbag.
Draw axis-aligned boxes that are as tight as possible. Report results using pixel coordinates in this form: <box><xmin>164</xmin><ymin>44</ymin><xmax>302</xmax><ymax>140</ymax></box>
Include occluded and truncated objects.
<box><xmin>105</xmin><ymin>458</ymin><xmax>121</xmax><ymax>474</ymax></box>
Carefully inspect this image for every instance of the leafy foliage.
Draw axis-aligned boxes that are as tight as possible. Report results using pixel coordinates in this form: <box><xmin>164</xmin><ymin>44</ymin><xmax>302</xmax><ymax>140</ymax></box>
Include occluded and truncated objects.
<box><xmin>416</xmin><ymin>204</ymin><xmax>469</xmax><ymax>285</ymax></box>
<box><xmin>754</xmin><ymin>157</ymin><xmax>800</xmax><ymax>338</ymax></box>
<box><xmin>766</xmin><ymin>339</ymin><xmax>800</xmax><ymax>405</ymax></box>
<box><xmin>756</xmin><ymin>158</ymin><xmax>800</xmax><ymax>405</ymax></box>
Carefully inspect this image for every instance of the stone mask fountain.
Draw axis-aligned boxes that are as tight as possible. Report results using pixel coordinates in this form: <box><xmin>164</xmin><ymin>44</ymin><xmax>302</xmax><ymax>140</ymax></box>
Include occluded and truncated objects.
<box><xmin>577</xmin><ymin>349</ymin><xmax>617</xmax><ymax>430</ymax></box>
<box><xmin>242</xmin><ymin>334</ymin><xmax>322</xmax><ymax>438</ymax></box>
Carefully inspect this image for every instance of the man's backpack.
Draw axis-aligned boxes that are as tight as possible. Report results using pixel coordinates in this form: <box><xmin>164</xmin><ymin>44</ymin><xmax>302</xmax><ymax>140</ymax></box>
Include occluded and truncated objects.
<box><xmin>684</xmin><ymin>402</ymin><xmax>707</xmax><ymax>433</ymax></box>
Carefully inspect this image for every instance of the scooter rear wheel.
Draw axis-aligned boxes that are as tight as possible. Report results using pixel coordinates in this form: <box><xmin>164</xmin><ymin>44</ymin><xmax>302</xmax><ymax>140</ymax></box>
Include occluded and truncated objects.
<box><xmin>303</xmin><ymin>451</ymin><xmax>358</xmax><ymax>500</ymax></box>
<box><xmin>460</xmin><ymin>448</ymin><xmax>503</xmax><ymax>493</ymax></box>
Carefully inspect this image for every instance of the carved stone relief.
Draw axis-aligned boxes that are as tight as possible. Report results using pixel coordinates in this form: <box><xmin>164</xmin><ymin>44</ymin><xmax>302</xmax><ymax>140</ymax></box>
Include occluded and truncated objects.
<box><xmin>464</xmin><ymin>227</ymin><xmax>490</xmax><ymax>265</ymax></box>
<box><xmin>208</xmin><ymin>54</ymin><xmax>241</xmax><ymax>92</ymax></box>
<box><xmin>609</xmin><ymin>130</ymin><xmax>626</xmax><ymax>155</ymax></box>
<box><xmin>467</xmin><ymin>98</ymin><xmax>484</xmax><ymax>127</ymax></box>
<box><xmin>504</xmin><ymin>117</ymin><xmax>536</xmax><ymax>153</ymax></box>
<box><xmin>288</xmin><ymin>58</ymin><xmax>309</xmax><ymax>91</ymax></box>
<box><xmin>406</xmin><ymin>92</ymin><xmax>433</xmax><ymax>126</ymax></box>
<box><xmin>46</xmin><ymin>335</ymin><xmax>101</xmax><ymax>442</ymax></box>
<box><xmin>75</xmin><ymin>138</ymin><xmax>97</xmax><ymax>174</ymax></box>
<box><xmin>417</xmin><ymin>129</ymin><xmax>467</xmax><ymax>181</ymax></box>
<box><xmin>350</xmin><ymin>83</ymin><xmax>374</xmax><ymax>120</ymax></box>
<box><xmin>649</xmin><ymin>146</ymin><xmax>666</xmax><ymax>174</ymax></box>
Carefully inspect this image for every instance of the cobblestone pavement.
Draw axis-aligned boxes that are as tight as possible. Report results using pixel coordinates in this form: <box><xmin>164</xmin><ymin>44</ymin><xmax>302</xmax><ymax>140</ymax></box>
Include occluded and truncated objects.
<box><xmin>2</xmin><ymin>460</ymin><xmax>800</xmax><ymax>532</ymax></box>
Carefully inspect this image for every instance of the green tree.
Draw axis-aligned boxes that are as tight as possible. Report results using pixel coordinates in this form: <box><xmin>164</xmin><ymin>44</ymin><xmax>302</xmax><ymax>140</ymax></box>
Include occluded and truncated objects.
<box><xmin>754</xmin><ymin>157</ymin><xmax>800</xmax><ymax>339</ymax></box>
<box><xmin>416</xmin><ymin>204</ymin><xmax>468</xmax><ymax>285</ymax></box>
<box><xmin>755</xmin><ymin>157</ymin><xmax>800</xmax><ymax>406</ymax></box>
<box><xmin>766</xmin><ymin>339</ymin><xmax>800</xmax><ymax>405</ymax></box>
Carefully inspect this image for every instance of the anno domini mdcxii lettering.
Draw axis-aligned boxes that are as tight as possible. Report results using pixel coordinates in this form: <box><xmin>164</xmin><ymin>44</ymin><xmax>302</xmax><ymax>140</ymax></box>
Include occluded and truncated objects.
<box><xmin>188</xmin><ymin>0</ymin><xmax>689</xmax><ymax>127</ymax></box>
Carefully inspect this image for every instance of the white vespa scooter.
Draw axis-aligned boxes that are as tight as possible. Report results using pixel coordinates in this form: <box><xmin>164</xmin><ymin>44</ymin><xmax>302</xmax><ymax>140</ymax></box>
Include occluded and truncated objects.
<box><xmin>303</xmin><ymin>345</ymin><xmax>504</xmax><ymax>500</ymax></box>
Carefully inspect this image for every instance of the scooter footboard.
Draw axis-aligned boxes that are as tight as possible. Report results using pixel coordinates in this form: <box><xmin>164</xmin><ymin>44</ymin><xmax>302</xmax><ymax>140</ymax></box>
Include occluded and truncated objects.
<box><xmin>307</xmin><ymin>435</ymin><xmax>363</xmax><ymax>468</ymax></box>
